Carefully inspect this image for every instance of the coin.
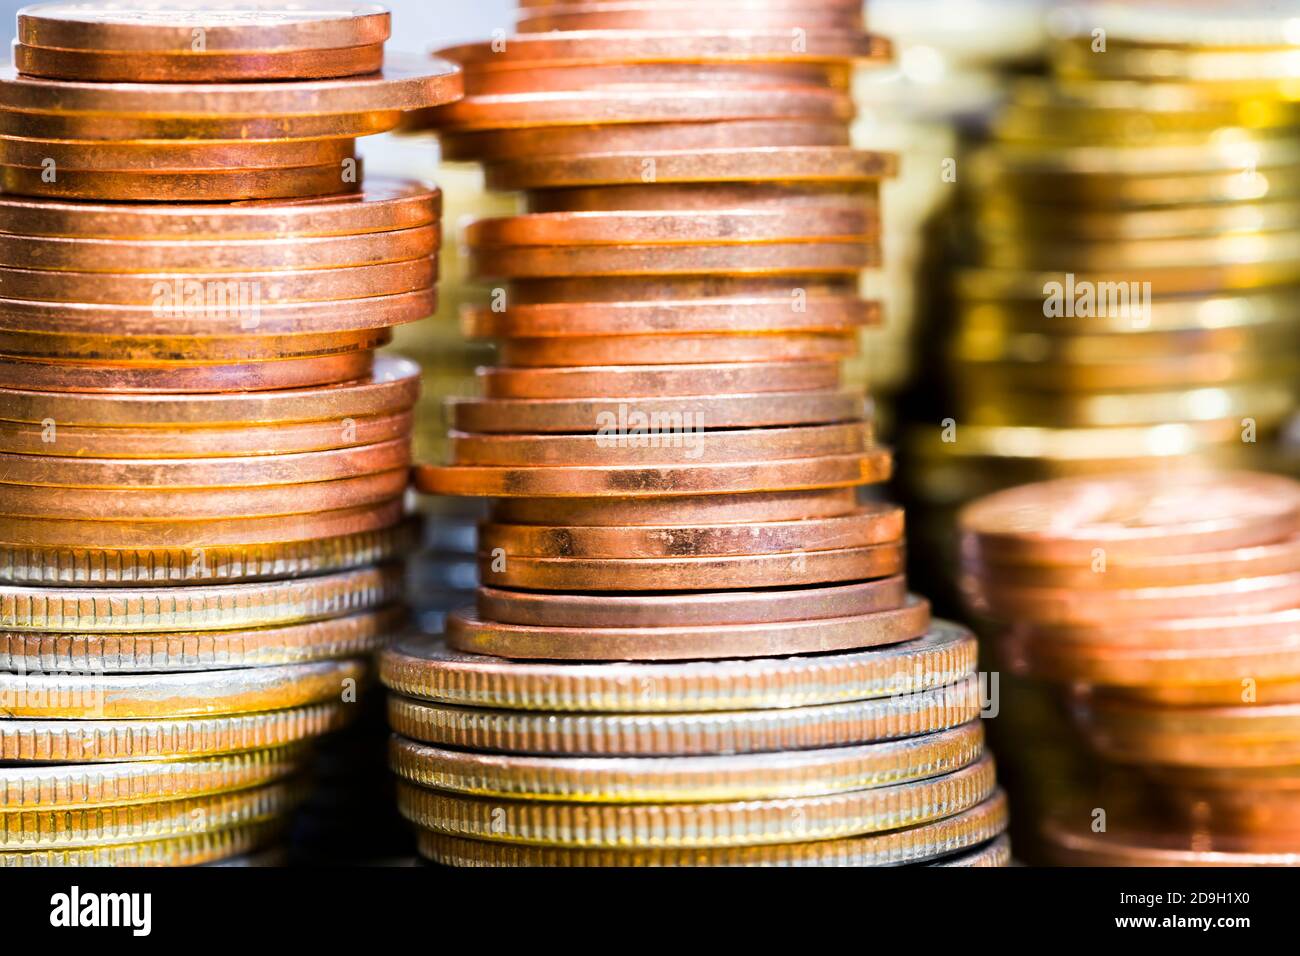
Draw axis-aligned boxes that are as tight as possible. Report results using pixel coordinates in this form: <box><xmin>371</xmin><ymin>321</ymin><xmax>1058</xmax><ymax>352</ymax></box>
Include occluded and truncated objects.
<box><xmin>13</xmin><ymin>41</ymin><xmax>387</xmax><ymax>83</ymax></box>
<box><xmin>498</xmin><ymin>331</ymin><xmax>857</xmax><ymax>366</ymax></box>
<box><xmin>19</xmin><ymin>2</ymin><xmax>392</xmax><ymax>53</ymax></box>
<box><xmin>0</xmin><ymin>658</ymin><xmax>365</xmax><ymax>718</ymax></box>
<box><xmin>0</xmin><ymin>606</ymin><xmax>403</xmax><ymax>672</ymax></box>
<box><xmin>0</xmin><ymin>701</ymin><xmax>351</xmax><ymax>762</ymax></box>
<box><xmin>389</xmin><ymin>722</ymin><xmax>984</xmax><ymax>802</ymax></box>
<box><xmin>1041</xmin><ymin>815</ymin><xmax>1300</xmax><ymax>866</ymax></box>
<box><xmin>387</xmin><ymin>676</ymin><xmax>982</xmax><ymax>755</ymax></box>
<box><xmin>478</xmin><ymin>504</ymin><xmax>903</xmax><ymax>557</ymax></box>
<box><xmin>0</xmin><ymin>179</ymin><xmax>438</xmax><ymax>240</ymax></box>
<box><xmin>0</xmin><ymin>819</ymin><xmax>282</xmax><ymax>866</ymax></box>
<box><xmin>0</xmin><ymin>564</ymin><xmax>401</xmax><ymax>632</ymax></box>
<box><xmin>476</xmin><ymin>577</ymin><xmax>906</xmax><ymax>628</ymax></box>
<box><xmin>0</xmin><ymin>136</ymin><xmax>358</xmax><ymax>174</ymax></box>
<box><xmin>0</xmin><ymin>160</ymin><xmax>360</xmax><ymax>202</ymax></box>
<box><xmin>0</xmin><ymin>745</ymin><xmax>308</xmax><ymax>809</ymax></box>
<box><xmin>959</xmin><ymin>470</ymin><xmax>1300</xmax><ymax>565</ymax></box>
<box><xmin>478</xmin><ymin>361</ymin><xmax>841</xmax><ymax>398</ymax></box>
<box><xmin>490</xmin><ymin>488</ymin><xmax>860</xmax><ymax>525</ymax></box>
<box><xmin>415</xmin><ymin>791</ymin><xmax>1008</xmax><ymax>866</ymax></box>
<box><xmin>448</xmin><ymin>390</ymin><xmax>864</xmax><ymax>432</ymax></box>
<box><xmin>0</xmin><ymin>779</ymin><xmax>300</xmax><ymax>849</ymax></box>
<box><xmin>380</xmin><ymin>622</ymin><xmax>978</xmax><ymax>712</ymax></box>
<box><xmin>450</xmin><ymin>423</ymin><xmax>869</xmax><ymax>467</ymax></box>
<box><xmin>446</xmin><ymin>596</ymin><xmax>927</xmax><ymax>661</ymax></box>
<box><xmin>417</xmin><ymin>451</ymin><xmax>890</xmax><ymax>498</ymax></box>
<box><xmin>395</xmin><ymin>755</ymin><xmax>996</xmax><ymax>848</ymax></box>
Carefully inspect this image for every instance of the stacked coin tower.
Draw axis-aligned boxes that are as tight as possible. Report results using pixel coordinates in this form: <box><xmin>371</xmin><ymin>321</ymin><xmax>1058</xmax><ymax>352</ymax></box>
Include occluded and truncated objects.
<box><xmin>961</xmin><ymin>470</ymin><xmax>1300</xmax><ymax>865</ymax></box>
<box><xmin>900</xmin><ymin>2</ymin><xmax>1300</xmax><ymax>588</ymax></box>
<box><xmin>0</xmin><ymin>2</ymin><xmax>462</xmax><ymax>866</ymax></box>
<box><xmin>377</xmin><ymin>0</ymin><xmax>1011</xmax><ymax>867</ymax></box>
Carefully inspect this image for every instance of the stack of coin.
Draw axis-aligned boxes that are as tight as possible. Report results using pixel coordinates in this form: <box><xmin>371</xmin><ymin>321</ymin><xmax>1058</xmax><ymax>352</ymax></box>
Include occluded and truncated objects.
<box><xmin>0</xmin><ymin>0</ymin><xmax>460</xmax><ymax>201</ymax></box>
<box><xmin>375</xmin><ymin>0</ymin><xmax>1011</xmax><ymax>867</ymax></box>
<box><xmin>898</xmin><ymin>2</ymin><xmax>1300</xmax><ymax>599</ymax></box>
<box><xmin>0</xmin><ymin>1</ymin><xmax>462</xmax><ymax>866</ymax></box>
<box><xmin>960</xmin><ymin>469</ymin><xmax>1300</xmax><ymax>865</ymax></box>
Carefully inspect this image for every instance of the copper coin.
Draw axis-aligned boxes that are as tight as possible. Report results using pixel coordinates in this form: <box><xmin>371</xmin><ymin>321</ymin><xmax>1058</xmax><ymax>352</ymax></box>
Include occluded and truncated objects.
<box><xmin>462</xmin><ymin>62</ymin><xmax>849</xmax><ymax>96</ymax></box>
<box><xmin>0</xmin><ymin>108</ymin><xmax>401</xmax><ymax>141</ymax></box>
<box><xmin>0</xmin><ymin>60</ymin><xmax>460</xmax><ymax>116</ymax></box>
<box><xmin>0</xmin><ymin>136</ymin><xmax>357</xmax><ymax>173</ymax></box>
<box><xmin>0</xmin><ymin>499</ymin><xmax>405</xmax><ymax>550</ymax></box>
<box><xmin>395</xmin><ymin>756</ymin><xmax>996</xmax><ymax>849</ymax></box>
<box><xmin>444</xmin><ymin>596</ymin><xmax>928</xmax><ymax>661</ymax></box>
<box><xmin>0</xmin><ymin>258</ymin><xmax>434</xmax><ymax>304</ymax></box>
<box><xmin>0</xmin><ymin>350</ymin><xmax>375</xmax><ymax>393</ymax></box>
<box><xmin>0</xmin><ymin>226</ymin><xmax>436</xmax><ymax>271</ymax></box>
<box><xmin>506</xmin><ymin>274</ymin><xmax>861</xmax><ymax>302</ymax></box>
<box><xmin>0</xmin><ymin>658</ymin><xmax>365</xmax><ymax>719</ymax></box>
<box><xmin>449</xmin><ymin>423</ymin><xmax>869</xmax><ymax>467</ymax></box>
<box><xmin>489</xmin><ymin>488</ymin><xmax>859</xmax><ymax>525</ymax></box>
<box><xmin>477</xmin><ymin>361</ymin><xmax>840</xmax><ymax>398</ymax></box>
<box><xmin>0</xmin><ymin>354</ymin><xmax>417</xmax><ymax>425</ymax></box>
<box><xmin>0</xmin><ymin>469</ymin><xmax>408</xmax><ymax>519</ymax></box>
<box><xmin>7</xmin><ymin>327</ymin><xmax>393</xmax><ymax>364</ymax></box>
<box><xmin>1077</xmin><ymin>697</ymin><xmax>1300</xmax><ymax>769</ymax></box>
<box><xmin>0</xmin><ymin>178</ymin><xmax>437</xmax><ymax>240</ymax></box>
<box><xmin>0</xmin><ymin>288</ymin><xmax>436</xmax><ymax>338</ymax></box>
<box><xmin>465</xmin><ymin>207</ymin><xmax>877</xmax><ymax>247</ymax></box>
<box><xmin>479</xmin><ymin>503</ymin><xmax>903</xmax><ymax>557</ymax></box>
<box><xmin>0</xmin><ymin>410</ymin><xmax>412</xmax><ymax>458</ymax></box>
<box><xmin>416</xmin><ymin>450</ymin><xmax>890</xmax><ymax>498</ymax></box>
<box><xmin>463</xmin><ymin>296</ymin><xmax>876</xmax><ymax>339</ymax></box>
<box><xmin>18</xmin><ymin>2</ymin><xmax>392</xmax><ymax>53</ymax></box>
<box><xmin>515</xmin><ymin>3</ymin><xmax>864</xmax><ymax>33</ymax></box>
<box><xmin>0</xmin><ymin>160</ymin><xmax>362</xmax><ymax>202</ymax></box>
<box><xmin>971</xmin><ymin>572</ymin><xmax>1300</xmax><ymax>626</ymax></box>
<box><xmin>15</xmin><ymin>41</ymin><xmax>386</xmax><ymax>83</ymax></box>
<box><xmin>0</xmin><ymin>438</ymin><xmax>409</xmax><ymax>489</ymax></box>
<box><xmin>416</xmin><ymin>791</ymin><xmax>1008</xmax><ymax>867</ymax></box>
<box><xmin>959</xmin><ymin>470</ymin><xmax>1300</xmax><ymax>565</ymax></box>
<box><xmin>468</xmin><ymin>240</ymin><xmax>876</xmax><ymax>279</ymax></box>
<box><xmin>0</xmin><ymin>520</ymin><xmax>414</xmax><ymax>587</ymax></box>
<box><xmin>380</xmin><ymin>621</ymin><xmax>978</xmax><ymax>712</ymax></box>
<box><xmin>962</xmin><ymin>532</ymin><xmax>1300</xmax><ymax>590</ymax></box>
<box><xmin>0</xmin><ymin>565</ymin><xmax>401</xmax><ymax>633</ymax></box>
<box><xmin>0</xmin><ymin>702</ymin><xmax>351</xmax><ymax>763</ymax></box>
<box><xmin>484</xmin><ymin>147</ymin><xmax>895</xmax><ymax>191</ymax></box>
<box><xmin>1041</xmin><ymin>816</ymin><xmax>1300</xmax><ymax>866</ymax></box>
<box><xmin>449</xmin><ymin>389</ymin><xmax>864</xmax><ymax>432</ymax></box>
<box><xmin>387</xmin><ymin>673</ymin><xmax>980</xmax><ymax>755</ymax></box>
<box><xmin>477</xmin><ymin>576</ymin><xmax>907</xmax><ymax>628</ymax></box>
<box><xmin>0</xmin><ymin>328</ymin><xmax>393</xmax><ymax>364</ymax></box>
<box><xmin>526</xmin><ymin>182</ymin><xmax>879</xmax><ymax>212</ymax></box>
<box><xmin>439</xmin><ymin>118</ymin><xmax>849</xmax><ymax>162</ymax></box>
<box><xmin>437</xmin><ymin>29</ymin><xmax>884</xmax><ymax>69</ymax></box>
<box><xmin>390</xmin><ymin>721</ymin><xmax>983</xmax><ymax>803</ymax></box>
<box><xmin>478</xmin><ymin>544</ymin><xmax>904</xmax><ymax>592</ymax></box>
<box><xmin>498</xmin><ymin>331</ymin><xmax>857</xmax><ymax>366</ymax></box>
<box><xmin>429</xmin><ymin>85</ymin><xmax>851</xmax><ymax>132</ymax></box>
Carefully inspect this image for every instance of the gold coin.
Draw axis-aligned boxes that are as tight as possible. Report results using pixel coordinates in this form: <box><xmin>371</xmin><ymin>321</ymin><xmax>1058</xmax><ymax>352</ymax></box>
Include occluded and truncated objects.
<box><xmin>0</xmin><ymin>819</ymin><xmax>281</xmax><ymax>867</ymax></box>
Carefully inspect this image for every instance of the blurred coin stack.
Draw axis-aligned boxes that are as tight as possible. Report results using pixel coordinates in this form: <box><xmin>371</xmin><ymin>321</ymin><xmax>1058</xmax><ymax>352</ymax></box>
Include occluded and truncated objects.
<box><xmin>901</xmin><ymin>2</ymin><xmax>1300</xmax><ymax>593</ymax></box>
<box><xmin>376</xmin><ymin>0</ymin><xmax>1010</xmax><ymax>868</ymax></box>
<box><xmin>961</xmin><ymin>470</ymin><xmax>1300</xmax><ymax>865</ymax></box>
<box><xmin>0</xmin><ymin>1</ymin><xmax>462</xmax><ymax>866</ymax></box>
